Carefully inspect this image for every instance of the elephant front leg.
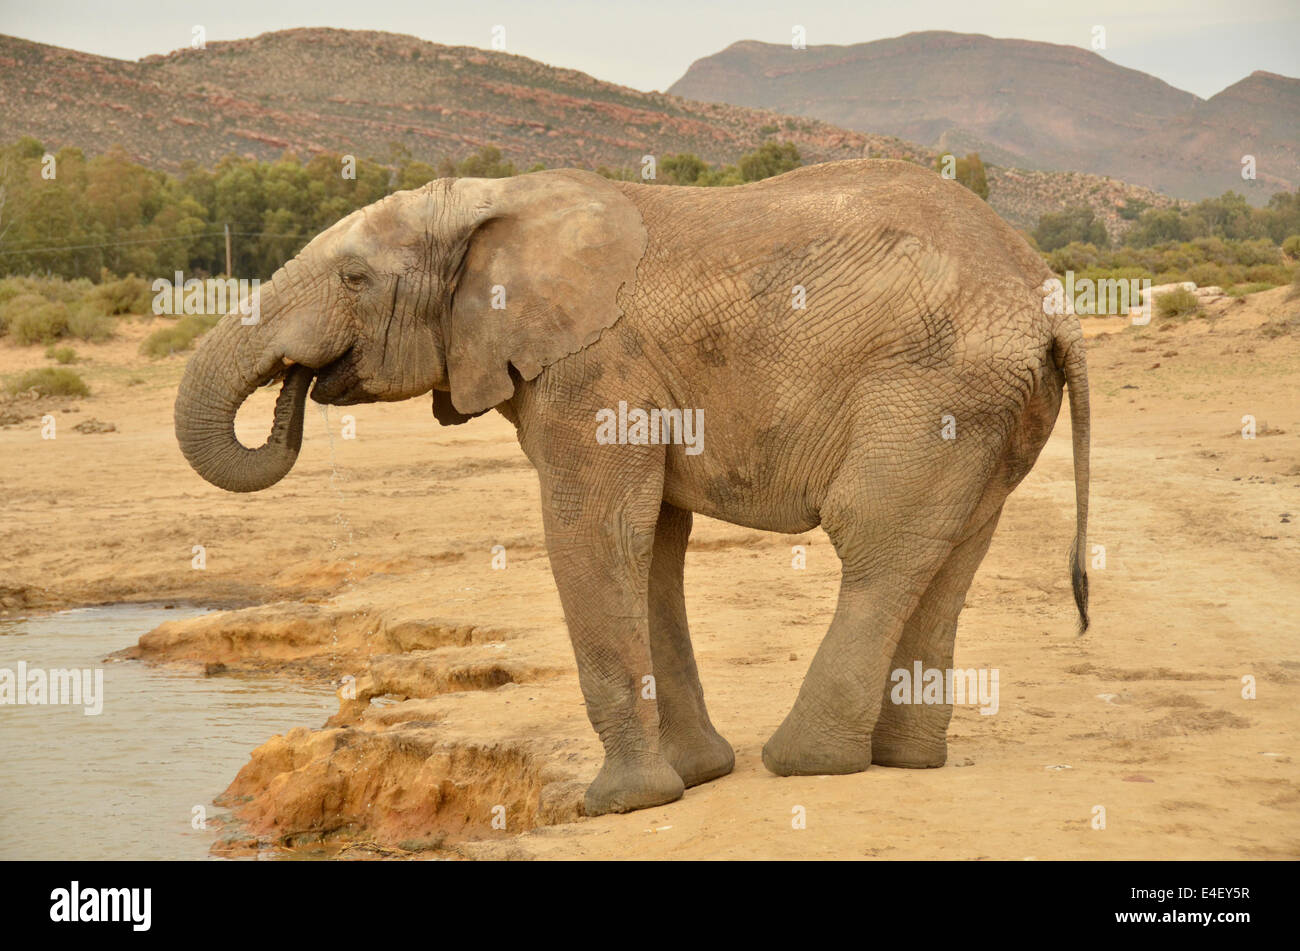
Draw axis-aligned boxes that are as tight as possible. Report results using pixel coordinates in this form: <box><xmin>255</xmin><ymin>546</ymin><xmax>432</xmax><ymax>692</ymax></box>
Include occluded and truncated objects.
<box><xmin>542</xmin><ymin>475</ymin><xmax>685</xmax><ymax>816</ymax></box>
<box><xmin>649</xmin><ymin>502</ymin><xmax>735</xmax><ymax>787</ymax></box>
<box><xmin>872</xmin><ymin>509</ymin><xmax>1002</xmax><ymax>768</ymax></box>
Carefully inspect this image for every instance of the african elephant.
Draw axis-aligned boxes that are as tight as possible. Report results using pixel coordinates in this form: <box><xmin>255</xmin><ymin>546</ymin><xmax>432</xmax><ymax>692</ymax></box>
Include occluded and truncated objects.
<box><xmin>174</xmin><ymin>160</ymin><xmax>1090</xmax><ymax>816</ymax></box>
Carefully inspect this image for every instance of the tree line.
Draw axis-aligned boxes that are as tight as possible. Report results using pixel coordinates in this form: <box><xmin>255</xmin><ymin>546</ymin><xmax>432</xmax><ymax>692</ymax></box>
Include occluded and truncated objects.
<box><xmin>1033</xmin><ymin>191</ymin><xmax>1300</xmax><ymax>253</ymax></box>
<box><xmin>5</xmin><ymin>132</ymin><xmax>1291</xmax><ymax>292</ymax></box>
<box><xmin>0</xmin><ymin>138</ymin><xmax>807</xmax><ymax>282</ymax></box>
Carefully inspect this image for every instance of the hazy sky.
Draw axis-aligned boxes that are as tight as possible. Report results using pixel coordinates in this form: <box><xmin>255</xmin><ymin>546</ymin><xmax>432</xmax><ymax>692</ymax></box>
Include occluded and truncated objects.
<box><xmin>2</xmin><ymin>0</ymin><xmax>1296</xmax><ymax>99</ymax></box>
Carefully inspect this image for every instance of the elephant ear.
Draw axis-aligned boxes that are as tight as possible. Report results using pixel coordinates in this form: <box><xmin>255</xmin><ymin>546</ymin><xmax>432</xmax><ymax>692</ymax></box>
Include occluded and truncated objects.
<box><xmin>432</xmin><ymin>389</ymin><xmax>487</xmax><ymax>426</ymax></box>
<box><xmin>444</xmin><ymin>170</ymin><xmax>646</xmax><ymax>416</ymax></box>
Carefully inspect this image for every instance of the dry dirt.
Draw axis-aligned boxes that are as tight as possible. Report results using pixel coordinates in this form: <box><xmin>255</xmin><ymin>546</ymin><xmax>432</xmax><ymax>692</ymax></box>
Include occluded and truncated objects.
<box><xmin>2</xmin><ymin>294</ymin><xmax>1298</xmax><ymax>860</ymax></box>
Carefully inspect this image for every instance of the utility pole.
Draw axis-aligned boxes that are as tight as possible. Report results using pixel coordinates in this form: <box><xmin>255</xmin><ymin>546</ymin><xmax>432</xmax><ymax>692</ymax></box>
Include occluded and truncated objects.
<box><xmin>224</xmin><ymin>222</ymin><xmax>232</xmax><ymax>277</ymax></box>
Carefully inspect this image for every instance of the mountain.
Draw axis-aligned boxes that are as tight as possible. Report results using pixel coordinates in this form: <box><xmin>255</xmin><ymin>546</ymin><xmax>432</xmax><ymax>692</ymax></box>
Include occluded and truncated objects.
<box><xmin>1156</xmin><ymin>71</ymin><xmax>1300</xmax><ymax>198</ymax></box>
<box><xmin>0</xmin><ymin>28</ymin><xmax>898</xmax><ymax>173</ymax></box>
<box><xmin>668</xmin><ymin>31</ymin><xmax>1299</xmax><ymax>202</ymax></box>
<box><xmin>0</xmin><ymin>28</ymin><xmax>1176</xmax><ymax>236</ymax></box>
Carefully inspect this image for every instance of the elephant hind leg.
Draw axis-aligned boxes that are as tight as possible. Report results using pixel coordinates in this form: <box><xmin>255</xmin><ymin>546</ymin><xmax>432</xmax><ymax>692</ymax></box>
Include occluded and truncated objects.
<box><xmin>761</xmin><ymin>430</ymin><xmax>1001</xmax><ymax>777</ymax></box>
<box><xmin>649</xmin><ymin>502</ymin><xmax>735</xmax><ymax>787</ymax></box>
<box><xmin>871</xmin><ymin>506</ymin><xmax>1003</xmax><ymax>768</ymax></box>
<box><xmin>761</xmin><ymin>482</ymin><xmax>963</xmax><ymax>776</ymax></box>
<box><xmin>761</xmin><ymin>570</ymin><xmax>892</xmax><ymax>776</ymax></box>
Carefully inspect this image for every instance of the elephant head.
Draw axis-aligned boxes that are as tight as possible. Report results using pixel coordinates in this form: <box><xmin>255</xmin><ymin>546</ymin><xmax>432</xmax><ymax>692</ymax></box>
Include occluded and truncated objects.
<box><xmin>173</xmin><ymin>170</ymin><xmax>647</xmax><ymax>492</ymax></box>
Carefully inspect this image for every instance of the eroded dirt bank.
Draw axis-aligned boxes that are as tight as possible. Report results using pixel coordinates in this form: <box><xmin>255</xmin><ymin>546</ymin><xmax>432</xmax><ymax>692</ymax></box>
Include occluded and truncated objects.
<box><xmin>3</xmin><ymin>294</ymin><xmax>1298</xmax><ymax>859</ymax></box>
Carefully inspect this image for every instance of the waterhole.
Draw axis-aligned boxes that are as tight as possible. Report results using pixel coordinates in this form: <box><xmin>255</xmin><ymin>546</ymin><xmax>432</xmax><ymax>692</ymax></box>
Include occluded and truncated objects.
<box><xmin>0</xmin><ymin>605</ymin><xmax>335</xmax><ymax>860</ymax></box>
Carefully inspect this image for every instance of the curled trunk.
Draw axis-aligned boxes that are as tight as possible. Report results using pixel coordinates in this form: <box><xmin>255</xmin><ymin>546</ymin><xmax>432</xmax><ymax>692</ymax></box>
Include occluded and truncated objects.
<box><xmin>173</xmin><ymin>316</ymin><xmax>314</xmax><ymax>493</ymax></box>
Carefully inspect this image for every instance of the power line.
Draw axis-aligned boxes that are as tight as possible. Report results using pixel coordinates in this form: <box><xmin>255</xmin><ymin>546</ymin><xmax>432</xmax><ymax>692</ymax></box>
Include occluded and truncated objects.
<box><xmin>232</xmin><ymin>231</ymin><xmax>313</xmax><ymax>239</ymax></box>
<box><xmin>0</xmin><ymin>229</ymin><xmax>315</xmax><ymax>256</ymax></box>
<box><xmin>0</xmin><ymin>231</ymin><xmax>226</xmax><ymax>256</ymax></box>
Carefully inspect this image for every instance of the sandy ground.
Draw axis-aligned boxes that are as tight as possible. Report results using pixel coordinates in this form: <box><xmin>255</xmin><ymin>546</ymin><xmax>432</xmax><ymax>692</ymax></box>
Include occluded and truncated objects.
<box><xmin>2</xmin><ymin>295</ymin><xmax>1298</xmax><ymax>860</ymax></box>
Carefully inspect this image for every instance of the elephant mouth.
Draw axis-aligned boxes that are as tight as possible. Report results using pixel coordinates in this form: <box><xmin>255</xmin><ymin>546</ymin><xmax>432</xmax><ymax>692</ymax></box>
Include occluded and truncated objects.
<box><xmin>254</xmin><ymin>348</ymin><xmax>364</xmax><ymax>406</ymax></box>
<box><xmin>308</xmin><ymin>346</ymin><xmax>369</xmax><ymax>405</ymax></box>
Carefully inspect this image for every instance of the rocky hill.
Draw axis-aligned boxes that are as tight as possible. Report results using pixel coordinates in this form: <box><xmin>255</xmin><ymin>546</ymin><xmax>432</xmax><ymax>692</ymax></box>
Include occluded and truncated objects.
<box><xmin>0</xmin><ymin>29</ymin><xmax>896</xmax><ymax>171</ymax></box>
<box><xmin>1</xmin><ymin>28</ymin><xmax>1176</xmax><ymax>236</ymax></box>
<box><xmin>669</xmin><ymin>31</ymin><xmax>1299</xmax><ymax>203</ymax></box>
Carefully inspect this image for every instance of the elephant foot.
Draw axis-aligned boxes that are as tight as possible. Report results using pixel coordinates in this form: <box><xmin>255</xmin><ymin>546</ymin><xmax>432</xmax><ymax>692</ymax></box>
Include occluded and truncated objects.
<box><xmin>870</xmin><ymin>731</ymin><xmax>947</xmax><ymax>768</ymax></box>
<box><xmin>583</xmin><ymin>753</ymin><xmax>685</xmax><ymax>816</ymax></box>
<box><xmin>871</xmin><ymin>706</ymin><xmax>950</xmax><ymax>767</ymax></box>
<box><xmin>761</xmin><ymin>712</ymin><xmax>873</xmax><ymax>777</ymax></box>
<box><xmin>660</xmin><ymin>727</ymin><xmax>735</xmax><ymax>788</ymax></box>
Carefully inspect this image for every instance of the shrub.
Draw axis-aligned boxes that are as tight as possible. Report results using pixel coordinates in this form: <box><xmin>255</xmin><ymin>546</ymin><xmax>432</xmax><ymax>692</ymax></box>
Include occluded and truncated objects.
<box><xmin>1225</xmin><ymin>282</ymin><xmax>1276</xmax><ymax>297</ymax></box>
<box><xmin>0</xmin><ymin>275</ymin><xmax>94</xmax><ymax>307</ymax></box>
<box><xmin>46</xmin><ymin>275</ymin><xmax>94</xmax><ymax>303</ymax></box>
<box><xmin>10</xmin><ymin>300</ymin><xmax>70</xmax><ymax>344</ymax></box>
<box><xmin>139</xmin><ymin>314</ymin><xmax>220</xmax><ymax>357</ymax></box>
<box><xmin>1043</xmin><ymin>234</ymin><xmax>1292</xmax><ymax>290</ymax></box>
<box><xmin>1074</xmin><ymin>266</ymin><xmax>1149</xmax><ymax>287</ymax></box>
<box><xmin>66</xmin><ymin>304</ymin><xmax>116</xmax><ymax>342</ymax></box>
<box><xmin>7</xmin><ymin>367</ymin><xmax>89</xmax><ymax>397</ymax></box>
<box><xmin>45</xmin><ymin>344</ymin><xmax>78</xmax><ymax>364</ymax></box>
<box><xmin>1283</xmin><ymin>235</ymin><xmax>1300</xmax><ymax>259</ymax></box>
<box><xmin>1046</xmin><ymin>241</ymin><xmax>1106</xmax><ymax>275</ymax></box>
<box><xmin>89</xmin><ymin>273</ymin><xmax>152</xmax><ymax>316</ymax></box>
<box><xmin>1155</xmin><ymin>287</ymin><xmax>1201</xmax><ymax>320</ymax></box>
<box><xmin>1188</xmin><ymin>262</ymin><xmax>1229</xmax><ymax>288</ymax></box>
<box><xmin>0</xmin><ymin>278</ymin><xmax>25</xmax><ymax>308</ymax></box>
<box><xmin>1244</xmin><ymin>264</ymin><xmax>1291</xmax><ymax>286</ymax></box>
<box><xmin>1188</xmin><ymin>236</ymin><xmax>1231</xmax><ymax>264</ymax></box>
<box><xmin>0</xmin><ymin>292</ymin><xmax>46</xmax><ymax>337</ymax></box>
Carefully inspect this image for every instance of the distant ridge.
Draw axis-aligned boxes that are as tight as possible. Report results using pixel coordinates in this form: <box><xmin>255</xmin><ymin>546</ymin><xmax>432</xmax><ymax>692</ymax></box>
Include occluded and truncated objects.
<box><xmin>668</xmin><ymin>31</ymin><xmax>1299</xmax><ymax>202</ymax></box>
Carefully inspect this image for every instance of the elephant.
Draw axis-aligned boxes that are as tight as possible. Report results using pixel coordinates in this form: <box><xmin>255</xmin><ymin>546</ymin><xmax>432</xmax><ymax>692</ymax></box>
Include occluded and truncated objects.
<box><xmin>174</xmin><ymin>159</ymin><xmax>1090</xmax><ymax>816</ymax></box>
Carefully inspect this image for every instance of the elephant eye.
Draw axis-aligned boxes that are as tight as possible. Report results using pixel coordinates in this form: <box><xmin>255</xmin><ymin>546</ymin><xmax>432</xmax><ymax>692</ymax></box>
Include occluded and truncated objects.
<box><xmin>341</xmin><ymin>271</ymin><xmax>368</xmax><ymax>291</ymax></box>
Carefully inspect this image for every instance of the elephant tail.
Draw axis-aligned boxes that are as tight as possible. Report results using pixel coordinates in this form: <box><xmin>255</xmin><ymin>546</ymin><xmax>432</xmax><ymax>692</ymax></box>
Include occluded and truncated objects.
<box><xmin>1053</xmin><ymin>320</ymin><xmax>1090</xmax><ymax>634</ymax></box>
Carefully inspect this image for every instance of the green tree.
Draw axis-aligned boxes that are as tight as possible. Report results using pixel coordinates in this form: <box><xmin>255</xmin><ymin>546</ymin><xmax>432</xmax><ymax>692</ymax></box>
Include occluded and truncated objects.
<box><xmin>660</xmin><ymin>153</ymin><xmax>708</xmax><ymax>185</ymax></box>
<box><xmin>1124</xmin><ymin>207</ymin><xmax>1195</xmax><ymax>247</ymax></box>
<box><xmin>1263</xmin><ymin>191</ymin><xmax>1300</xmax><ymax>244</ymax></box>
<box><xmin>1188</xmin><ymin>191</ymin><xmax>1260</xmax><ymax>240</ymax></box>
<box><xmin>1118</xmin><ymin>199</ymin><xmax>1150</xmax><ymax>221</ymax></box>
<box><xmin>396</xmin><ymin>160</ymin><xmax>439</xmax><ymax>191</ymax></box>
<box><xmin>454</xmin><ymin>146</ymin><xmax>516</xmax><ymax>178</ymax></box>
<box><xmin>1034</xmin><ymin>207</ymin><xmax>1109</xmax><ymax>252</ymax></box>
<box><xmin>737</xmin><ymin>141</ymin><xmax>801</xmax><ymax>182</ymax></box>
<box><xmin>935</xmin><ymin>152</ymin><xmax>989</xmax><ymax>200</ymax></box>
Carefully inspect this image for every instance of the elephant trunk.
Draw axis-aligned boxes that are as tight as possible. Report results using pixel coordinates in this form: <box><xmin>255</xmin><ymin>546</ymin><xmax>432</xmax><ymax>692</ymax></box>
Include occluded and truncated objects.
<box><xmin>173</xmin><ymin>312</ymin><xmax>315</xmax><ymax>493</ymax></box>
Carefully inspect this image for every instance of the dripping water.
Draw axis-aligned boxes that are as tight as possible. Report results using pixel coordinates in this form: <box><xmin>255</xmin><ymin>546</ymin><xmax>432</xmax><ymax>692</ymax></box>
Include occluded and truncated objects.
<box><xmin>317</xmin><ymin>405</ymin><xmax>372</xmax><ymax>682</ymax></box>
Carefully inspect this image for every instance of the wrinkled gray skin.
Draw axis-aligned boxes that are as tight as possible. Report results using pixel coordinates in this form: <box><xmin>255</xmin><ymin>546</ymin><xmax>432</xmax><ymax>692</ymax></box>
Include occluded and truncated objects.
<box><xmin>175</xmin><ymin>160</ymin><xmax>1090</xmax><ymax>816</ymax></box>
